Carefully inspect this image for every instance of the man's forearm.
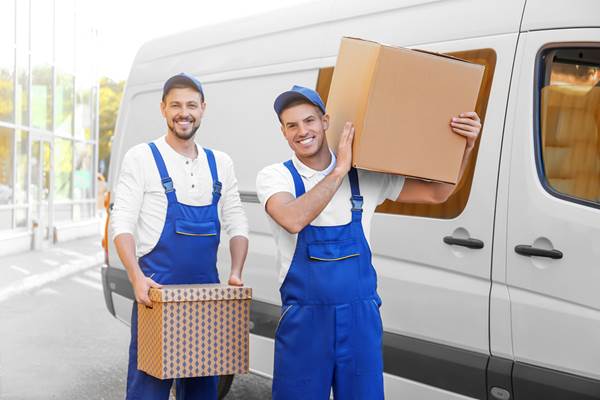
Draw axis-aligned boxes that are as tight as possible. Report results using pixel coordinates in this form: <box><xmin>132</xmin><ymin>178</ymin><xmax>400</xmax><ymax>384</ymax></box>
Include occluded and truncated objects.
<box><xmin>273</xmin><ymin>167</ymin><xmax>346</xmax><ymax>233</ymax></box>
<box><xmin>229</xmin><ymin>235</ymin><xmax>248</xmax><ymax>279</ymax></box>
<box><xmin>114</xmin><ymin>233</ymin><xmax>144</xmax><ymax>285</ymax></box>
<box><xmin>432</xmin><ymin>145</ymin><xmax>475</xmax><ymax>202</ymax></box>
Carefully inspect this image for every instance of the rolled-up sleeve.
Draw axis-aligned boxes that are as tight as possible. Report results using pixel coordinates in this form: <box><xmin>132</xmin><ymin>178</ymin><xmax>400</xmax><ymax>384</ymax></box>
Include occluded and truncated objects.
<box><xmin>219</xmin><ymin>154</ymin><xmax>249</xmax><ymax>239</ymax></box>
<box><xmin>111</xmin><ymin>147</ymin><xmax>145</xmax><ymax>240</ymax></box>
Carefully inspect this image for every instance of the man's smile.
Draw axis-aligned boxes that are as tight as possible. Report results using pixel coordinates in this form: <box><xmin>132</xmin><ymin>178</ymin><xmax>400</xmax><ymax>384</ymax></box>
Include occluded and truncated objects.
<box><xmin>297</xmin><ymin>136</ymin><xmax>316</xmax><ymax>146</ymax></box>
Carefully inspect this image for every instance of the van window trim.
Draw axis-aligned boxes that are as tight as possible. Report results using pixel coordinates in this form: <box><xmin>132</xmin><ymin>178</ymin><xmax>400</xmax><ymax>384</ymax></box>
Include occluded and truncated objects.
<box><xmin>533</xmin><ymin>42</ymin><xmax>600</xmax><ymax>211</ymax></box>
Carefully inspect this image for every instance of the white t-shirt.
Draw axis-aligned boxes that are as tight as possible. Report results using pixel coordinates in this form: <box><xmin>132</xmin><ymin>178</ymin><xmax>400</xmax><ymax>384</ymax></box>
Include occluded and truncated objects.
<box><xmin>111</xmin><ymin>136</ymin><xmax>249</xmax><ymax>257</ymax></box>
<box><xmin>256</xmin><ymin>152</ymin><xmax>405</xmax><ymax>284</ymax></box>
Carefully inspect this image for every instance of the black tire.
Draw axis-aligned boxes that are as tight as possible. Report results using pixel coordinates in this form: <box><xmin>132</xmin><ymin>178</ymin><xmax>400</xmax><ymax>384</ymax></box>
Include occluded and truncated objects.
<box><xmin>218</xmin><ymin>374</ymin><xmax>235</xmax><ymax>399</ymax></box>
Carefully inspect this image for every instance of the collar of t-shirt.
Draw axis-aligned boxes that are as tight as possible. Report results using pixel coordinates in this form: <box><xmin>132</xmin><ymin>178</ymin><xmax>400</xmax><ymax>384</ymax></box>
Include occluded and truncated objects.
<box><xmin>160</xmin><ymin>135</ymin><xmax>201</xmax><ymax>165</ymax></box>
<box><xmin>291</xmin><ymin>150</ymin><xmax>337</xmax><ymax>179</ymax></box>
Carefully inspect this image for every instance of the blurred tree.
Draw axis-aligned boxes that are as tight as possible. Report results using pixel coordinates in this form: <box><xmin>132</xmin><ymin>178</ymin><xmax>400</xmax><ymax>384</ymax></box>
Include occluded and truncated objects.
<box><xmin>98</xmin><ymin>77</ymin><xmax>124</xmax><ymax>179</ymax></box>
<box><xmin>0</xmin><ymin>70</ymin><xmax>15</xmax><ymax>122</ymax></box>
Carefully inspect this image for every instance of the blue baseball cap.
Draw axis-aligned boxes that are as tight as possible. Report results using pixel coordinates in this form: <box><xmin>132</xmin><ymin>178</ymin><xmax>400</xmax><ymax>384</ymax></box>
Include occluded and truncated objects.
<box><xmin>274</xmin><ymin>85</ymin><xmax>326</xmax><ymax>116</ymax></box>
<box><xmin>162</xmin><ymin>72</ymin><xmax>204</xmax><ymax>101</ymax></box>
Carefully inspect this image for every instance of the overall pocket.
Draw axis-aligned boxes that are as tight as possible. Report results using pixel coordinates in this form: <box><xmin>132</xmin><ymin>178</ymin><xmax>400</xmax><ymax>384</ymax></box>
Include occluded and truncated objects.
<box><xmin>174</xmin><ymin>219</ymin><xmax>217</xmax><ymax>236</ymax></box>
<box><xmin>275</xmin><ymin>304</ymin><xmax>296</xmax><ymax>335</ymax></box>
<box><xmin>307</xmin><ymin>239</ymin><xmax>360</xmax><ymax>261</ymax></box>
<box><xmin>306</xmin><ymin>239</ymin><xmax>360</xmax><ymax>303</ymax></box>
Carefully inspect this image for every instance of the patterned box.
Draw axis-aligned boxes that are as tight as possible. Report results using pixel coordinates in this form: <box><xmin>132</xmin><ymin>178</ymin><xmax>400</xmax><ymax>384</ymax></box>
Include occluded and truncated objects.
<box><xmin>137</xmin><ymin>284</ymin><xmax>252</xmax><ymax>379</ymax></box>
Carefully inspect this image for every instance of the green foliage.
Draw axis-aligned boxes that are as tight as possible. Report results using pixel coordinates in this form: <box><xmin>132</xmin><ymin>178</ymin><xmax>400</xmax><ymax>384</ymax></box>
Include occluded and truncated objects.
<box><xmin>98</xmin><ymin>77</ymin><xmax>125</xmax><ymax>179</ymax></box>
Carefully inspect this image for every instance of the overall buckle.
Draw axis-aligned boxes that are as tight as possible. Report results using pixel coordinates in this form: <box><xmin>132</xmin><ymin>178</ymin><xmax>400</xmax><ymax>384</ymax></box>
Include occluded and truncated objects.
<box><xmin>161</xmin><ymin>177</ymin><xmax>174</xmax><ymax>193</ymax></box>
<box><xmin>213</xmin><ymin>181</ymin><xmax>223</xmax><ymax>195</ymax></box>
<box><xmin>351</xmin><ymin>195</ymin><xmax>363</xmax><ymax>212</ymax></box>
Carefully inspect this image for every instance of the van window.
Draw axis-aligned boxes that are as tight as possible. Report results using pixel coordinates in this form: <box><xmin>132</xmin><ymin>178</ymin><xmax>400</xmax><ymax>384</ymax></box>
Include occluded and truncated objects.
<box><xmin>537</xmin><ymin>47</ymin><xmax>600</xmax><ymax>206</ymax></box>
<box><xmin>316</xmin><ymin>48</ymin><xmax>497</xmax><ymax>219</ymax></box>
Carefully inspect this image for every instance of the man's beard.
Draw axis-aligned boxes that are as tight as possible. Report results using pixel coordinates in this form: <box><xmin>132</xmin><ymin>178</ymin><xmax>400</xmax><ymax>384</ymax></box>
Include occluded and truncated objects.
<box><xmin>167</xmin><ymin>117</ymin><xmax>200</xmax><ymax>140</ymax></box>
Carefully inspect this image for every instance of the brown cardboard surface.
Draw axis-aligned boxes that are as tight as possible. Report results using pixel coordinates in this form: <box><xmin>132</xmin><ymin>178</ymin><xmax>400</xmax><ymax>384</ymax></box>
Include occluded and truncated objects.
<box><xmin>138</xmin><ymin>284</ymin><xmax>251</xmax><ymax>379</ymax></box>
<box><xmin>326</xmin><ymin>37</ymin><xmax>485</xmax><ymax>184</ymax></box>
<box><xmin>326</xmin><ymin>38</ymin><xmax>380</xmax><ymax>152</ymax></box>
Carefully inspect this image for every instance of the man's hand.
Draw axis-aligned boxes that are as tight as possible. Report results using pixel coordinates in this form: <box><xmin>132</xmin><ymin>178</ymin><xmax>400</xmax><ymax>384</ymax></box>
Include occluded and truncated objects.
<box><xmin>228</xmin><ymin>274</ymin><xmax>244</xmax><ymax>287</ymax></box>
<box><xmin>450</xmin><ymin>111</ymin><xmax>481</xmax><ymax>150</ymax></box>
<box><xmin>133</xmin><ymin>275</ymin><xmax>162</xmax><ymax>307</ymax></box>
<box><xmin>334</xmin><ymin>122</ymin><xmax>355</xmax><ymax>175</ymax></box>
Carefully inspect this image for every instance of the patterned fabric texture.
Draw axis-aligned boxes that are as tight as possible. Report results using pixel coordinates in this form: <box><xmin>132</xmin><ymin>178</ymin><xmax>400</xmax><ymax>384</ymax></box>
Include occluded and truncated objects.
<box><xmin>138</xmin><ymin>284</ymin><xmax>252</xmax><ymax>379</ymax></box>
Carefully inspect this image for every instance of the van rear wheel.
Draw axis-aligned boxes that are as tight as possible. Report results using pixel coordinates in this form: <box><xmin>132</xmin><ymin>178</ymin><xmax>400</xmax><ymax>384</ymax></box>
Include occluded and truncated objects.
<box><xmin>218</xmin><ymin>375</ymin><xmax>234</xmax><ymax>399</ymax></box>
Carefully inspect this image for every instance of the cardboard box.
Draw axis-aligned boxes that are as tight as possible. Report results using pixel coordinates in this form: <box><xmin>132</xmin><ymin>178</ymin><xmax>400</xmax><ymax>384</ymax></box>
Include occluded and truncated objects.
<box><xmin>326</xmin><ymin>37</ymin><xmax>485</xmax><ymax>184</ymax></box>
<box><xmin>137</xmin><ymin>284</ymin><xmax>252</xmax><ymax>379</ymax></box>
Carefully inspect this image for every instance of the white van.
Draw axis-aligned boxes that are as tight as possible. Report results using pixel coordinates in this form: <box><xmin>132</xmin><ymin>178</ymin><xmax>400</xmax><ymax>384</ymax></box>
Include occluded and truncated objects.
<box><xmin>101</xmin><ymin>1</ymin><xmax>600</xmax><ymax>398</ymax></box>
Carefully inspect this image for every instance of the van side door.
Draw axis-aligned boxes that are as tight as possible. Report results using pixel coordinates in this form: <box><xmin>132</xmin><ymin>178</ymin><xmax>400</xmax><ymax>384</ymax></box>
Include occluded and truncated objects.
<box><xmin>502</xmin><ymin>29</ymin><xmax>600</xmax><ymax>399</ymax></box>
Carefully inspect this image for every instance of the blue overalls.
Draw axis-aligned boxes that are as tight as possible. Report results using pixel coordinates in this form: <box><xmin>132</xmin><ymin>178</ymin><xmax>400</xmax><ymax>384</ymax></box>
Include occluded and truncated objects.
<box><xmin>272</xmin><ymin>161</ymin><xmax>384</xmax><ymax>400</ymax></box>
<box><xmin>126</xmin><ymin>142</ymin><xmax>221</xmax><ymax>400</ymax></box>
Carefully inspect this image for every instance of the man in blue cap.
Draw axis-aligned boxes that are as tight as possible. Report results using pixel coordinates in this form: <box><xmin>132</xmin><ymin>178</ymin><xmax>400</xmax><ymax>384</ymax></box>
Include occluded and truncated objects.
<box><xmin>112</xmin><ymin>73</ymin><xmax>249</xmax><ymax>399</ymax></box>
<box><xmin>256</xmin><ymin>85</ymin><xmax>481</xmax><ymax>399</ymax></box>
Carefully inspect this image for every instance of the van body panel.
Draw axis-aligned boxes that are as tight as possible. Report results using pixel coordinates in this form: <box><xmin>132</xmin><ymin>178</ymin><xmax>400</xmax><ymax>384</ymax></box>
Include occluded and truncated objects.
<box><xmin>522</xmin><ymin>0</ymin><xmax>600</xmax><ymax>32</ymax></box>
<box><xmin>489</xmin><ymin>282</ymin><xmax>513</xmax><ymax>359</ymax></box>
<box><xmin>371</xmin><ymin>33</ymin><xmax>517</xmax><ymax>358</ymax></box>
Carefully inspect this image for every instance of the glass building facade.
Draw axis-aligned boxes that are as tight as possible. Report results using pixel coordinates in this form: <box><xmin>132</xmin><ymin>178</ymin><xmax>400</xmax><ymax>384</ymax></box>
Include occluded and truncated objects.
<box><xmin>0</xmin><ymin>0</ymin><xmax>98</xmax><ymax>252</ymax></box>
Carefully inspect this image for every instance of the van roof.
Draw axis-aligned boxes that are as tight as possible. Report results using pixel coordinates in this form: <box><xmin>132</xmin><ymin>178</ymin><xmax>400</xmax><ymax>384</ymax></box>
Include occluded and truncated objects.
<box><xmin>127</xmin><ymin>0</ymin><xmax>527</xmax><ymax>86</ymax></box>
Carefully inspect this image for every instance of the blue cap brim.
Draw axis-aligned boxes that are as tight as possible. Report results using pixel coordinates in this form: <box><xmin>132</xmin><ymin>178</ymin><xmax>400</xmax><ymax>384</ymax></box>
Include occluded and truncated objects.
<box><xmin>274</xmin><ymin>91</ymin><xmax>326</xmax><ymax>116</ymax></box>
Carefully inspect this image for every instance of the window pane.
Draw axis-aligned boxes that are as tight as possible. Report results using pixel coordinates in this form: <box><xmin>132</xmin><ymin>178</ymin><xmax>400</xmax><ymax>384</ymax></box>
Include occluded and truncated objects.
<box><xmin>16</xmin><ymin>0</ymin><xmax>29</xmax><ymax>52</ymax></box>
<box><xmin>16</xmin><ymin>47</ymin><xmax>29</xmax><ymax>126</ymax></box>
<box><xmin>30</xmin><ymin>140</ymin><xmax>50</xmax><ymax>204</ymax></box>
<box><xmin>540</xmin><ymin>48</ymin><xmax>600</xmax><ymax>204</ymax></box>
<box><xmin>74</xmin><ymin>142</ymin><xmax>93</xmax><ymax>199</ymax></box>
<box><xmin>0</xmin><ymin>209</ymin><xmax>12</xmax><ymax>230</ymax></box>
<box><xmin>55</xmin><ymin>0</ymin><xmax>75</xmax><ymax>73</ymax></box>
<box><xmin>15</xmin><ymin>207</ymin><xmax>27</xmax><ymax>228</ymax></box>
<box><xmin>31</xmin><ymin>0</ymin><xmax>54</xmax><ymax>64</ymax></box>
<box><xmin>75</xmin><ymin>86</ymin><xmax>92</xmax><ymax>139</ymax></box>
<box><xmin>31</xmin><ymin>63</ymin><xmax>52</xmax><ymax>130</ymax></box>
<box><xmin>54</xmin><ymin>138</ymin><xmax>72</xmax><ymax>200</ymax></box>
<box><xmin>75</xmin><ymin>4</ymin><xmax>95</xmax><ymax>141</ymax></box>
<box><xmin>0</xmin><ymin>45</ymin><xmax>15</xmax><ymax>123</ymax></box>
<box><xmin>0</xmin><ymin>0</ymin><xmax>15</xmax><ymax>47</ymax></box>
<box><xmin>15</xmin><ymin>130</ymin><xmax>27</xmax><ymax>204</ymax></box>
<box><xmin>55</xmin><ymin>72</ymin><xmax>74</xmax><ymax>135</ymax></box>
<box><xmin>41</xmin><ymin>141</ymin><xmax>50</xmax><ymax>201</ymax></box>
<box><xmin>0</xmin><ymin>127</ymin><xmax>14</xmax><ymax>205</ymax></box>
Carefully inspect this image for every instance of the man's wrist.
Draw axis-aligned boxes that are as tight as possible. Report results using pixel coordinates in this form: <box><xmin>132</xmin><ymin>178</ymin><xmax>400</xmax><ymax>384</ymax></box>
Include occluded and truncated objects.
<box><xmin>331</xmin><ymin>166</ymin><xmax>347</xmax><ymax>179</ymax></box>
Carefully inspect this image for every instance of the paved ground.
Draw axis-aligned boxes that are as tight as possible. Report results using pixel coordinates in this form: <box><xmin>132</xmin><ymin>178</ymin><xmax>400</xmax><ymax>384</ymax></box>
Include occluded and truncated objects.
<box><xmin>0</xmin><ymin>236</ymin><xmax>271</xmax><ymax>399</ymax></box>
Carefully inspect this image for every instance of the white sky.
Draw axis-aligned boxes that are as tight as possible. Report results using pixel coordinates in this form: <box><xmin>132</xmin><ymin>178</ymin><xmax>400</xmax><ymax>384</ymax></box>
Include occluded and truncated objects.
<box><xmin>96</xmin><ymin>0</ymin><xmax>313</xmax><ymax>81</ymax></box>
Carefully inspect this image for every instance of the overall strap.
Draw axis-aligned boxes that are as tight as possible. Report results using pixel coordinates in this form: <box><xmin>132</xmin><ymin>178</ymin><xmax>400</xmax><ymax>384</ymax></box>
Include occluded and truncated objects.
<box><xmin>203</xmin><ymin>148</ymin><xmax>222</xmax><ymax>205</ymax></box>
<box><xmin>148</xmin><ymin>142</ymin><xmax>178</xmax><ymax>204</ymax></box>
<box><xmin>348</xmin><ymin>167</ymin><xmax>363</xmax><ymax>222</ymax></box>
<box><xmin>283</xmin><ymin>160</ymin><xmax>306</xmax><ymax>198</ymax></box>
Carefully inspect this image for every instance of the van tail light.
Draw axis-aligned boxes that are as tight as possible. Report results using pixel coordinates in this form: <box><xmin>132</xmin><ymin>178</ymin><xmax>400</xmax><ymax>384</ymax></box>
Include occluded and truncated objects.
<box><xmin>102</xmin><ymin>191</ymin><xmax>111</xmax><ymax>265</ymax></box>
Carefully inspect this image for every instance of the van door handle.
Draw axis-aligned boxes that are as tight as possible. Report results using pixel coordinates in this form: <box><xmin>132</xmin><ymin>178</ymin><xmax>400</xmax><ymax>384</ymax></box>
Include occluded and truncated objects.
<box><xmin>514</xmin><ymin>245</ymin><xmax>563</xmax><ymax>259</ymax></box>
<box><xmin>443</xmin><ymin>236</ymin><xmax>484</xmax><ymax>249</ymax></box>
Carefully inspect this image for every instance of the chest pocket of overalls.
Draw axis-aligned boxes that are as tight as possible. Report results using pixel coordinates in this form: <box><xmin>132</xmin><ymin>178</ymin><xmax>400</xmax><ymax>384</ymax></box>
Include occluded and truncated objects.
<box><xmin>174</xmin><ymin>219</ymin><xmax>217</xmax><ymax>237</ymax></box>
<box><xmin>306</xmin><ymin>239</ymin><xmax>361</xmax><ymax>303</ymax></box>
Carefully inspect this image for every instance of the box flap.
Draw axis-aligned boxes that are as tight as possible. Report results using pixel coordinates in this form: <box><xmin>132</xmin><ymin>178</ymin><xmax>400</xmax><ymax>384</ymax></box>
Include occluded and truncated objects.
<box><xmin>149</xmin><ymin>284</ymin><xmax>252</xmax><ymax>303</ymax></box>
<box><xmin>343</xmin><ymin>35</ymin><xmax>483</xmax><ymax>66</ymax></box>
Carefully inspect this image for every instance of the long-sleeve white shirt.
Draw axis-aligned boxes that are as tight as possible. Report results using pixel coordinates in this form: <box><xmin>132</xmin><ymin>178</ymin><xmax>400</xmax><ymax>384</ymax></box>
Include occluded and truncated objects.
<box><xmin>111</xmin><ymin>135</ymin><xmax>249</xmax><ymax>258</ymax></box>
